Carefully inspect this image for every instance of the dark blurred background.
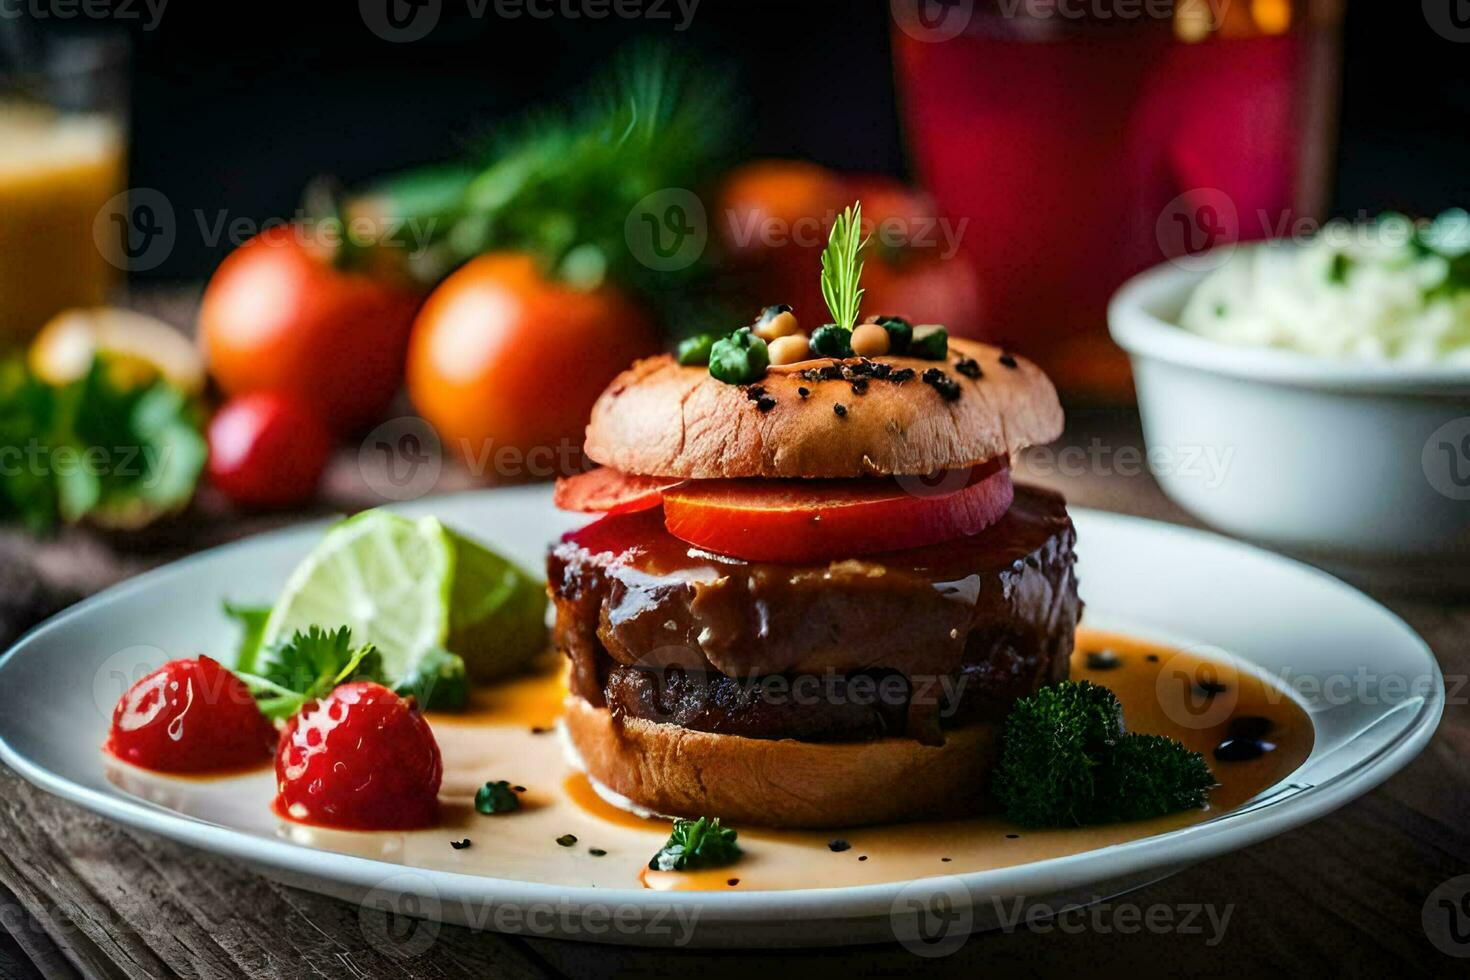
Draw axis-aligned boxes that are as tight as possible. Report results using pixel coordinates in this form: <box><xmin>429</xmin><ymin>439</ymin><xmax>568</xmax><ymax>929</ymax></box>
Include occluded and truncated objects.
<box><xmin>95</xmin><ymin>0</ymin><xmax>1465</xmax><ymax>282</ymax></box>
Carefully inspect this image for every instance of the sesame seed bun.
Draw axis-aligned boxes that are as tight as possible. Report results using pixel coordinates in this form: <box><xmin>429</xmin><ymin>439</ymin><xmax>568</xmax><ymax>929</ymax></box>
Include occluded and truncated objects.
<box><xmin>561</xmin><ymin>696</ymin><xmax>998</xmax><ymax>828</ymax></box>
<box><xmin>583</xmin><ymin>338</ymin><xmax>1063</xmax><ymax>479</ymax></box>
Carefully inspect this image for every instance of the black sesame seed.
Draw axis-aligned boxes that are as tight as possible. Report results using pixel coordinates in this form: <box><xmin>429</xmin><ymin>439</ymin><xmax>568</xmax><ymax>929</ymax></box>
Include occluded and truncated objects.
<box><xmin>828</xmin><ymin>839</ymin><xmax>852</xmax><ymax>852</ymax></box>
<box><xmin>727</xmin><ymin>878</ymin><xmax>740</xmax><ymax>886</ymax></box>
<box><xmin>797</xmin><ymin>386</ymin><xmax>810</xmax><ymax>399</ymax></box>
<box><xmin>850</xmin><ymin>379</ymin><xmax>868</xmax><ymax>396</ymax></box>
<box><xmin>1005</xmin><ymin>834</ymin><xmax>1020</xmax><ymax>839</ymax></box>
<box><xmin>834</xmin><ymin>403</ymin><xmax>848</xmax><ymax>417</ymax></box>
<box><xmin>589</xmin><ymin>847</ymin><xmax>608</xmax><ymax>857</ymax></box>
<box><xmin>871</xmin><ymin>362</ymin><xmax>891</xmax><ymax>379</ymax></box>
<box><xmin>513</xmin><ymin>785</ymin><xmax>526</xmax><ymax>793</ymax></box>
<box><xmin>1086</xmin><ymin>650</ymin><xmax>1121</xmax><ymax>671</ymax></box>
<box><xmin>889</xmin><ymin>367</ymin><xmax>916</xmax><ymax>383</ymax></box>
<box><xmin>1214</xmin><ymin>737</ymin><xmax>1275</xmax><ymax>763</ymax></box>
<box><xmin>954</xmin><ymin>357</ymin><xmax>982</xmax><ymax>379</ymax></box>
<box><xmin>821</xmin><ymin>365</ymin><xmax>843</xmax><ymax>381</ymax></box>
<box><xmin>756</xmin><ymin>395</ymin><xmax>776</xmax><ymax>412</ymax></box>
<box><xmin>921</xmin><ymin>368</ymin><xmax>962</xmax><ymax>401</ymax></box>
<box><xmin>999</xmin><ymin>354</ymin><xmax>1018</xmax><ymax>368</ymax></box>
<box><xmin>556</xmin><ymin>834</ymin><xmax>578</xmax><ymax>847</ymax></box>
<box><xmin>941</xmin><ymin>857</ymin><xmax>952</xmax><ymax>863</ymax></box>
<box><xmin>858</xmin><ymin>855</ymin><xmax>868</xmax><ymax>861</ymax></box>
<box><xmin>1146</xmin><ymin>654</ymin><xmax>1160</xmax><ymax>663</ymax></box>
<box><xmin>744</xmin><ymin>384</ymin><xmax>767</xmax><ymax>401</ymax></box>
<box><xmin>451</xmin><ymin>839</ymin><xmax>472</xmax><ymax>850</ymax></box>
<box><xmin>530</xmin><ymin>726</ymin><xmax>549</xmax><ymax>735</ymax></box>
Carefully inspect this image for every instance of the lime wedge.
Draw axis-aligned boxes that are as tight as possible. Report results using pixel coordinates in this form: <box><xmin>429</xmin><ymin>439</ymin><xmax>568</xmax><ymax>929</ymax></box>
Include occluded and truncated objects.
<box><xmin>260</xmin><ymin>508</ymin><xmax>547</xmax><ymax>691</ymax></box>
<box><xmin>262</xmin><ymin>510</ymin><xmax>453</xmax><ymax>685</ymax></box>
<box><xmin>441</xmin><ymin>527</ymin><xmax>548</xmax><ymax>682</ymax></box>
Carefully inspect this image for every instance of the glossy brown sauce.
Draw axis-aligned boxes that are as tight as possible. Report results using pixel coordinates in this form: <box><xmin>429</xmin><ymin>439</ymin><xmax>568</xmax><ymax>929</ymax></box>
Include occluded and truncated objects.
<box><xmin>107</xmin><ymin>629</ymin><xmax>1313</xmax><ymax>891</ymax></box>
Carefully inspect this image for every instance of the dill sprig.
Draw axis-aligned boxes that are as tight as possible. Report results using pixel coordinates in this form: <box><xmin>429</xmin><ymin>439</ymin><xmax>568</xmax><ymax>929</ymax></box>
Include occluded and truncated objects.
<box><xmin>820</xmin><ymin>202</ymin><xmax>870</xmax><ymax>331</ymax></box>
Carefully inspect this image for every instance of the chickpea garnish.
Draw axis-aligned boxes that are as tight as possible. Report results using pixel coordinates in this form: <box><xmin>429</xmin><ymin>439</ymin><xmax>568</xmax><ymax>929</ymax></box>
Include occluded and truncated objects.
<box><xmin>767</xmin><ymin>333</ymin><xmax>811</xmax><ymax>365</ymax></box>
<box><xmin>850</xmin><ymin>322</ymin><xmax>891</xmax><ymax>357</ymax></box>
<box><xmin>754</xmin><ymin>305</ymin><xmax>800</xmax><ymax>342</ymax></box>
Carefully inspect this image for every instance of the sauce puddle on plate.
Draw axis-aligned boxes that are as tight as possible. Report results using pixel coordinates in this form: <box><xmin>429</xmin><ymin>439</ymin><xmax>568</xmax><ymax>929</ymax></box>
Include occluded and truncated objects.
<box><xmin>108</xmin><ymin>629</ymin><xmax>1313</xmax><ymax>891</ymax></box>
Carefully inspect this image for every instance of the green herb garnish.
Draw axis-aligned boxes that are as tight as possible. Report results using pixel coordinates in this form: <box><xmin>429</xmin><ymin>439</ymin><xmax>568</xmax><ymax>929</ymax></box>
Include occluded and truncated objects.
<box><xmin>1327</xmin><ymin>252</ymin><xmax>1352</xmax><ymax>284</ymax></box>
<box><xmin>708</xmin><ymin>327</ymin><xmax>769</xmax><ymax>384</ymax></box>
<box><xmin>393</xmin><ymin>646</ymin><xmax>470</xmax><ymax>711</ymax></box>
<box><xmin>909</xmin><ymin>324</ymin><xmax>949</xmax><ymax>360</ymax></box>
<box><xmin>810</xmin><ymin>324</ymin><xmax>854</xmax><ymax>359</ymax></box>
<box><xmin>235</xmin><ymin>625</ymin><xmax>387</xmax><ymax>721</ymax></box>
<box><xmin>222</xmin><ymin>601</ymin><xmax>272</xmax><ymax>674</ymax></box>
<box><xmin>820</xmin><ymin>201</ymin><xmax>870</xmax><ymax>332</ymax></box>
<box><xmin>648</xmin><ymin>817</ymin><xmax>741</xmax><ymax>871</ymax></box>
<box><xmin>677</xmin><ymin>333</ymin><xmax>719</xmax><ymax>366</ymax></box>
<box><xmin>475</xmin><ymin>780</ymin><xmax>522</xmax><ymax>815</ymax></box>
<box><xmin>992</xmin><ymin>680</ymin><xmax>1214</xmax><ymax>827</ymax></box>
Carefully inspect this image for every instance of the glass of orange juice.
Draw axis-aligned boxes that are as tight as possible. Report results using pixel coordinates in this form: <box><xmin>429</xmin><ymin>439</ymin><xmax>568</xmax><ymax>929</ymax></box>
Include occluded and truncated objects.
<box><xmin>0</xmin><ymin>32</ymin><xmax>129</xmax><ymax>351</ymax></box>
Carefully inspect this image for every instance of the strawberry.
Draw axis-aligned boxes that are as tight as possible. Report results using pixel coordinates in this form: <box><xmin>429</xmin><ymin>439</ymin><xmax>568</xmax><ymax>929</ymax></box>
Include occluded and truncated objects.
<box><xmin>273</xmin><ymin>681</ymin><xmax>442</xmax><ymax>830</ymax></box>
<box><xmin>106</xmin><ymin>656</ymin><xmax>277</xmax><ymax>773</ymax></box>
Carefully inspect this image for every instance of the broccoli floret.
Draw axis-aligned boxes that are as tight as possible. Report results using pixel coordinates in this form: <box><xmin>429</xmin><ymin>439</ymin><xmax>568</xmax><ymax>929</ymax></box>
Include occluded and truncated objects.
<box><xmin>1094</xmin><ymin>734</ymin><xmax>1215</xmax><ymax>822</ymax></box>
<box><xmin>993</xmin><ymin>681</ymin><xmax>1215</xmax><ymax>828</ymax></box>
<box><xmin>992</xmin><ymin>681</ymin><xmax>1124</xmax><ymax>827</ymax></box>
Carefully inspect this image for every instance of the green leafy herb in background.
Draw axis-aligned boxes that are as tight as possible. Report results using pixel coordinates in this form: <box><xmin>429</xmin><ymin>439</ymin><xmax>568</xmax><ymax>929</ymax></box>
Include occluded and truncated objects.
<box><xmin>648</xmin><ymin>817</ymin><xmax>741</xmax><ymax>872</ymax></box>
<box><xmin>345</xmin><ymin>44</ymin><xmax>741</xmax><ymax>333</ymax></box>
<box><xmin>0</xmin><ymin>357</ymin><xmax>205</xmax><ymax>533</ymax></box>
<box><xmin>819</xmin><ymin>201</ymin><xmax>869</xmax><ymax>332</ymax></box>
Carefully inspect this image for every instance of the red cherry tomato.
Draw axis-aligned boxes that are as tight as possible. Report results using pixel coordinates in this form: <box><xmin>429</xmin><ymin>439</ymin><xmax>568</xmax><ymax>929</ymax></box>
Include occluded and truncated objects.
<box><xmin>207</xmin><ymin>392</ymin><xmax>332</xmax><ymax>508</ymax></box>
<box><xmin>199</xmin><ymin>225</ymin><xmax>421</xmax><ymax>433</ymax></box>
<box><xmin>274</xmin><ymin>682</ymin><xmax>442</xmax><ymax>830</ymax></box>
<box><xmin>105</xmin><ymin>656</ymin><xmax>276</xmax><ymax>773</ymax></box>
<box><xmin>553</xmin><ymin>467</ymin><xmax>679</xmax><ymax>515</ymax></box>
<box><xmin>661</xmin><ymin>459</ymin><xmax>1013</xmax><ymax>563</ymax></box>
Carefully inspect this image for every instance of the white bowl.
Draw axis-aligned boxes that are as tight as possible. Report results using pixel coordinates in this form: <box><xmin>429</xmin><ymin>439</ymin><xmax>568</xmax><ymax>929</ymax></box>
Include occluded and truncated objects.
<box><xmin>1109</xmin><ymin>251</ymin><xmax>1470</xmax><ymax>576</ymax></box>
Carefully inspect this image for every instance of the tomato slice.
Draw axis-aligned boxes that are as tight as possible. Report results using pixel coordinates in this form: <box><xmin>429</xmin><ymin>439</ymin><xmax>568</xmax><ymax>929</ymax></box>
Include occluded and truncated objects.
<box><xmin>662</xmin><ymin>459</ymin><xmax>1013</xmax><ymax>563</ymax></box>
<box><xmin>554</xmin><ymin>467</ymin><xmax>679</xmax><ymax>514</ymax></box>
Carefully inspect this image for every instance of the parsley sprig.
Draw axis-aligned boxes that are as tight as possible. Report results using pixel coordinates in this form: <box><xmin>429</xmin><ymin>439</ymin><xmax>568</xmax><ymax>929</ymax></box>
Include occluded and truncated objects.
<box><xmin>235</xmin><ymin>626</ymin><xmax>386</xmax><ymax>721</ymax></box>
<box><xmin>819</xmin><ymin>201</ymin><xmax>870</xmax><ymax>332</ymax></box>
<box><xmin>648</xmin><ymin>817</ymin><xmax>741</xmax><ymax>871</ymax></box>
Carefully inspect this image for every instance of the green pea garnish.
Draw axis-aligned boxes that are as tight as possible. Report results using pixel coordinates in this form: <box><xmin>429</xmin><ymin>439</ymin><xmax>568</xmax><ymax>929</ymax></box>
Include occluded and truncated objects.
<box><xmin>810</xmin><ymin>324</ymin><xmax>854</xmax><ymax>359</ymax></box>
<box><xmin>677</xmin><ymin>333</ymin><xmax>719</xmax><ymax>366</ymax></box>
<box><xmin>909</xmin><ymin>324</ymin><xmax>949</xmax><ymax>360</ymax></box>
<box><xmin>874</xmin><ymin>315</ymin><xmax>913</xmax><ymax>354</ymax></box>
<box><xmin>709</xmin><ymin>327</ymin><xmax>769</xmax><ymax>384</ymax></box>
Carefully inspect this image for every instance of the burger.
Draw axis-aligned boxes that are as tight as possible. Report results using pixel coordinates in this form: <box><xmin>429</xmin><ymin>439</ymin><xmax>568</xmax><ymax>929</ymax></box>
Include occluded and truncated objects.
<box><xmin>549</xmin><ymin>204</ymin><xmax>1080</xmax><ymax>829</ymax></box>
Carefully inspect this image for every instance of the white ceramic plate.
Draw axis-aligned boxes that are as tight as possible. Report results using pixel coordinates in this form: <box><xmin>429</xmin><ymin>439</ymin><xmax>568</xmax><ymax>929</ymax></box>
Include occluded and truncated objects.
<box><xmin>0</xmin><ymin>487</ymin><xmax>1443</xmax><ymax>948</ymax></box>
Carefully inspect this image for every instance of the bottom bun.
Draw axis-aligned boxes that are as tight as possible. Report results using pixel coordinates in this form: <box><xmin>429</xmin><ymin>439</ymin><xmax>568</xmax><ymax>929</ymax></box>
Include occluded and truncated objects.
<box><xmin>562</xmin><ymin>696</ymin><xmax>1000</xmax><ymax>829</ymax></box>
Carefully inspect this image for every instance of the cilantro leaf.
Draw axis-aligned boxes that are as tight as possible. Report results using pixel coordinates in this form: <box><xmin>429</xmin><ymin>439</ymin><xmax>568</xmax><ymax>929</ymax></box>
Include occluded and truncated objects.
<box><xmin>648</xmin><ymin>817</ymin><xmax>741</xmax><ymax>872</ymax></box>
<box><xmin>236</xmin><ymin>625</ymin><xmax>387</xmax><ymax>721</ymax></box>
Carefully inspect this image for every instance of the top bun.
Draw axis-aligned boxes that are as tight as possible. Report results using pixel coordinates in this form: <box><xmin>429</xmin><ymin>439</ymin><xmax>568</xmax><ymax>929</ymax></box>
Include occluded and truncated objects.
<box><xmin>584</xmin><ymin>338</ymin><xmax>1063</xmax><ymax>479</ymax></box>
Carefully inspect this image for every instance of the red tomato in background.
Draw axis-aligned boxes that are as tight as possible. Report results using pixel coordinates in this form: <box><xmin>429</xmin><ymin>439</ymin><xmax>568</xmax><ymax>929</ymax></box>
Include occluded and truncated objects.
<box><xmin>407</xmin><ymin>252</ymin><xmax>659</xmax><ymax>475</ymax></box>
<box><xmin>199</xmin><ymin>225</ymin><xmax>421</xmax><ymax>433</ymax></box>
<box><xmin>207</xmin><ymin>392</ymin><xmax>332</xmax><ymax>508</ymax></box>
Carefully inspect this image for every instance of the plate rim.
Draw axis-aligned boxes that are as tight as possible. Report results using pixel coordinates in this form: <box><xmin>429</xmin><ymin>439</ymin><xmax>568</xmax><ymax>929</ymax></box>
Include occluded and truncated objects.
<box><xmin>0</xmin><ymin>490</ymin><xmax>1445</xmax><ymax>925</ymax></box>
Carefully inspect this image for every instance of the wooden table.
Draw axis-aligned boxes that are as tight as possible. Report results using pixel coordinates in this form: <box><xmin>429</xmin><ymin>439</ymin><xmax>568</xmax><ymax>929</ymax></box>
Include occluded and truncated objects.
<box><xmin>2</xmin><ymin>407</ymin><xmax>1467</xmax><ymax>978</ymax></box>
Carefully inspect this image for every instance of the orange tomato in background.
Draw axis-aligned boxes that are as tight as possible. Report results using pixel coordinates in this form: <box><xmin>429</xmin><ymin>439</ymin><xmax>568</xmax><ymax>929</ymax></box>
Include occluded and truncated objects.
<box><xmin>199</xmin><ymin>225</ymin><xmax>421</xmax><ymax>433</ymax></box>
<box><xmin>407</xmin><ymin>253</ymin><xmax>659</xmax><ymax>476</ymax></box>
<box><xmin>715</xmin><ymin>163</ymin><xmax>983</xmax><ymax>335</ymax></box>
